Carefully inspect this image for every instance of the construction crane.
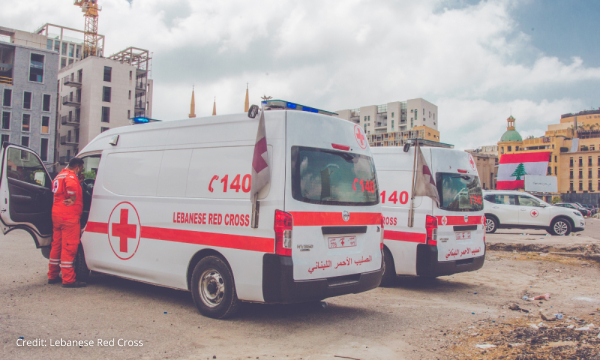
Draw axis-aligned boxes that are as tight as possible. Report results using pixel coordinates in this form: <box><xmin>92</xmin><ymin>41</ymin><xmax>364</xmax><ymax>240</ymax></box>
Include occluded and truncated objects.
<box><xmin>74</xmin><ymin>0</ymin><xmax>101</xmax><ymax>58</ymax></box>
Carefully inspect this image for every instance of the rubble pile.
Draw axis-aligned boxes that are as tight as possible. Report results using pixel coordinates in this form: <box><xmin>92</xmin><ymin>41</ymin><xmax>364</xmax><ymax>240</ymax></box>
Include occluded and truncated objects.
<box><xmin>446</xmin><ymin>315</ymin><xmax>600</xmax><ymax>359</ymax></box>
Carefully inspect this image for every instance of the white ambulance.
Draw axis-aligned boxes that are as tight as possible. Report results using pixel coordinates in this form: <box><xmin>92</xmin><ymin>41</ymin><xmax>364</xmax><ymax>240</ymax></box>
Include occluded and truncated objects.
<box><xmin>0</xmin><ymin>109</ymin><xmax>383</xmax><ymax>318</ymax></box>
<box><xmin>371</xmin><ymin>145</ymin><xmax>485</xmax><ymax>285</ymax></box>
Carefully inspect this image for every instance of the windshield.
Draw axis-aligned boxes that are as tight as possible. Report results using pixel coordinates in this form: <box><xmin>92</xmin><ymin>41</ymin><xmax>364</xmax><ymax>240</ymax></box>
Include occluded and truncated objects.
<box><xmin>436</xmin><ymin>172</ymin><xmax>483</xmax><ymax>212</ymax></box>
<box><xmin>291</xmin><ymin>146</ymin><xmax>379</xmax><ymax>206</ymax></box>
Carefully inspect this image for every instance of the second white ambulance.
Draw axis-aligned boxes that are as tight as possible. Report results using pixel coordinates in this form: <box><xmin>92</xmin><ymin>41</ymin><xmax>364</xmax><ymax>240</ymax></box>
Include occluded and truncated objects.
<box><xmin>371</xmin><ymin>145</ymin><xmax>485</xmax><ymax>285</ymax></box>
<box><xmin>0</xmin><ymin>109</ymin><xmax>384</xmax><ymax>318</ymax></box>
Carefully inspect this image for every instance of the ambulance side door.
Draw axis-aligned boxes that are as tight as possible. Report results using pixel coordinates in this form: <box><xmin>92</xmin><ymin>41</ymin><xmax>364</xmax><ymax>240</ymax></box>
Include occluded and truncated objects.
<box><xmin>0</xmin><ymin>144</ymin><xmax>54</xmax><ymax>247</ymax></box>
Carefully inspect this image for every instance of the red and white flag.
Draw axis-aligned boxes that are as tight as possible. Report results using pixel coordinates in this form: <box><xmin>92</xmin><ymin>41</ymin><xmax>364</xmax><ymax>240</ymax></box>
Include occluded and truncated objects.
<box><xmin>497</xmin><ymin>152</ymin><xmax>551</xmax><ymax>190</ymax></box>
<box><xmin>250</xmin><ymin>107</ymin><xmax>270</xmax><ymax>202</ymax></box>
<box><xmin>413</xmin><ymin>146</ymin><xmax>440</xmax><ymax>206</ymax></box>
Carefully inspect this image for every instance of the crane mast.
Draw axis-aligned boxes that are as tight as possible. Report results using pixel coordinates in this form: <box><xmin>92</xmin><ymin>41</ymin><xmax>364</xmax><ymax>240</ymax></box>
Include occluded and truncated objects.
<box><xmin>74</xmin><ymin>0</ymin><xmax>101</xmax><ymax>58</ymax></box>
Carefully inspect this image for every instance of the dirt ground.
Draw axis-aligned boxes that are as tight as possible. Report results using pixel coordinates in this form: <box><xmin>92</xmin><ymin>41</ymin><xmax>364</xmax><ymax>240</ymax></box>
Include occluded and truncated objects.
<box><xmin>1</xmin><ymin>229</ymin><xmax>600</xmax><ymax>360</ymax></box>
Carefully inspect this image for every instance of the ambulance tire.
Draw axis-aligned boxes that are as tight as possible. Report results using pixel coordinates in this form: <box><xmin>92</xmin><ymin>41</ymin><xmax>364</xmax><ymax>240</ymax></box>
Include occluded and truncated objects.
<box><xmin>74</xmin><ymin>245</ymin><xmax>90</xmax><ymax>283</ymax></box>
<box><xmin>380</xmin><ymin>247</ymin><xmax>396</xmax><ymax>287</ymax></box>
<box><xmin>191</xmin><ymin>256</ymin><xmax>240</xmax><ymax>319</ymax></box>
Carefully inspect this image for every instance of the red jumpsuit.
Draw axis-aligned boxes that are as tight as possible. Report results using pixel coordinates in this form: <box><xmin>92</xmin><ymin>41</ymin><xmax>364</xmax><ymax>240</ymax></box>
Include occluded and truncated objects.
<box><xmin>48</xmin><ymin>168</ymin><xmax>83</xmax><ymax>284</ymax></box>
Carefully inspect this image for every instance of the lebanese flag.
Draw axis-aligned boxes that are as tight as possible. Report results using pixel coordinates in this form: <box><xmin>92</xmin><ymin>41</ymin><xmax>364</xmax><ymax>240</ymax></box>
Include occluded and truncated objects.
<box><xmin>250</xmin><ymin>106</ymin><xmax>270</xmax><ymax>203</ymax></box>
<box><xmin>497</xmin><ymin>152</ymin><xmax>551</xmax><ymax>190</ymax></box>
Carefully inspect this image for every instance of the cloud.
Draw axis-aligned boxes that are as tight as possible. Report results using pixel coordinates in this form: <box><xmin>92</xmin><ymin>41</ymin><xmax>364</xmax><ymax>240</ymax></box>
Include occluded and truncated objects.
<box><xmin>1</xmin><ymin>0</ymin><xmax>598</xmax><ymax>147</ymax></box>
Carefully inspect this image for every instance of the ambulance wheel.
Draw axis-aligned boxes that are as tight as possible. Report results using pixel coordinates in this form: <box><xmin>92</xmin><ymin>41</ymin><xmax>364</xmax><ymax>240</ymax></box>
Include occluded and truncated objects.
<box><xmin>74</xmin><ymin>245</ymin><xmax>90</xmax><ymax>282</ymax></box>
<box><xmin>191</xmin><ymin>256</ymin><xmax>240</xmax><ymax>319</ymax></box>
<box><xmin>380</xmin><ymin>247</ymin><xmax>396</xmax><ymax>287</ymax></box>
<box><xmin>485</xmin><ymin>216</ymin><xmax>498</xmax><ymax>233</ymax></box>
<box><xmin>550</xmin><ymin>217</ymin><xmax>571</xmax><ymax>236</ymax></box>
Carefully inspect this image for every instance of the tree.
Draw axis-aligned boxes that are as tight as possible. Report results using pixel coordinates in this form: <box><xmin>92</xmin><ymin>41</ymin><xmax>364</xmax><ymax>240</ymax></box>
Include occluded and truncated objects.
<box><xmin>552</xmin><ymin>196</ymin><xmax>561</xmax><ymax>204</ymax></box>
<box><xmin>511</xmin><ymin>163</ymin><xmax>527</xmax><ymax>180</ymax></box>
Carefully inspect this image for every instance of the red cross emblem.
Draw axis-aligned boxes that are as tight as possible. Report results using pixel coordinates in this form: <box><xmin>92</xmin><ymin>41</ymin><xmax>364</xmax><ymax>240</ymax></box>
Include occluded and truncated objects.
<box><xmin>530</xmin><ymin>209</ymin><xmax>539</xmax><ymax>218</ymax></box>
<box><xmin>468</xmin><ymin>154</ymin><xmax>476</xmax><ymax>171</ymax></box>
<box><xmin>108</xmin><ymin>202</ymin><xmax>141</xmax><ymax>260</ymax></box>
<box><xmin>441</xmin><ymin>216</ymin><xmax>448</xmax><ymax>226</ymax></box>
<box><xmin>354</xmin><ymin>125</ymin><xmax>367</xmax><ymax>149</ymax></box>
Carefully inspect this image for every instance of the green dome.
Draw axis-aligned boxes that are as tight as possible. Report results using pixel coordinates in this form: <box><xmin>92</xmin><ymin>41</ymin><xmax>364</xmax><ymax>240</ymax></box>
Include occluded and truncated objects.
<box><xmin>500</xmin><ymin>129</ymin><xmax>522</xmax><ymax>142</ymax></box>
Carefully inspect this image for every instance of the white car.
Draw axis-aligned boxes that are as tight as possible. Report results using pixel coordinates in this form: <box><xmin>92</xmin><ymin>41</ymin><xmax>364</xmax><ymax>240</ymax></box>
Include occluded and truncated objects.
<box><xmin>483</xmin><ymin>190</ymin><xmax>585</xmax><ymax>236</ymax></box>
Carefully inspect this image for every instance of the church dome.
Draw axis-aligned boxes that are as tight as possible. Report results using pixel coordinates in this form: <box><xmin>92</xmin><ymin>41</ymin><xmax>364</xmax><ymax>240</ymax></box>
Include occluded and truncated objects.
<box><xmin>500</xmin><ymin>129</ymin><xmax>522</xmax><ymax>142</ymax></box>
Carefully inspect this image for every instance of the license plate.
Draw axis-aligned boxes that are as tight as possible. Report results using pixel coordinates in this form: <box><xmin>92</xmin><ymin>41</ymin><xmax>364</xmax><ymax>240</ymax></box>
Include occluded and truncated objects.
<box><xmin>328</xmin><ymin>236</ymin><xmax>357</xmax><ymax>249</ymax></box>
<box><xmin>455</xmin><ymin>231</ymin><xmax>471</xmax><ymax>240</ymax></box>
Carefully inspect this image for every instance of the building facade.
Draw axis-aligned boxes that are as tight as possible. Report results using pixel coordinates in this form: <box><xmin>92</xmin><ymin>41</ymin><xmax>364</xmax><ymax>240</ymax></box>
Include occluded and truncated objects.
<box><xmin>465</xmin><ymin>148</ymin><xmax>498</xmax><ymax>190</ymax></box>
<box><xmin>0</xmin><ymin>27</ymin><xmax>59</xmax><ymax>166</ymax></box>
<box><xmin>56</xmin><ymin>49</ymin><xmax>152</xmax><ymax>164</ymax></box>
<box><xmin>336</xmin><ymin>98</ymin><xmax>441</xmax><ymax>147</ymax></box>
<box><xmin>498</xmin><ymin>110</ymin><xmax>600</xmax><ymax>198</ymax></box>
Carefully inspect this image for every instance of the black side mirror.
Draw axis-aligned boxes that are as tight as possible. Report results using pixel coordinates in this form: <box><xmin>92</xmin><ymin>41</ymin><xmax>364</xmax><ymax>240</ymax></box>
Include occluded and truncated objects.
<box><xmin>248</xmin><ymin>105</ymin><xmax>259</xmax><ymax>119</ymax></box>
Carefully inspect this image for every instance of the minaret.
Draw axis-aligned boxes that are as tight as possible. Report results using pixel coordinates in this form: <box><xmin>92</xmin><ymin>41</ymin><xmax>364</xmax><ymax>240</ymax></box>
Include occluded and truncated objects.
<box><xmin>244</xmin><ymin>83</ymin><xmax>249</xmax><ymax>112</ymax></box>
<box><xmin>189</xmin><ymin>86</ymin><xmax>196</xmax><ymax>118</ymax></box>
<box><xmin>212</xmin><ymin>97</ymin><xmax>217</xmax><ymax>116</ymax></box>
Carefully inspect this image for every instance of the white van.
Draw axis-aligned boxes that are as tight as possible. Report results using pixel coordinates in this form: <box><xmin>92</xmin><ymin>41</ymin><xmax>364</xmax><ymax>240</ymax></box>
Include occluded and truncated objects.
<box><xmin>0</xmin><ymin>110</ymin><xmax>383</xmax><ymax>318</ymax></box>
<box><xmin>371</xmin><ymin>146</ymin><xmax>485</xmax><ymax>285</ymax></box>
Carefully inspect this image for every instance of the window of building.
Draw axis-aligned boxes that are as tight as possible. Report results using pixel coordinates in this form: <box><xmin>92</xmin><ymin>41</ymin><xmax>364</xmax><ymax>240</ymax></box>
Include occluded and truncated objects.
<box><xmin>128</xmin><ymin>90</ymin><xmax>131</xmax><ymax>100</ymax></box>
<box><xmin>423</xmin><ymin>109</ymin><xmax>425</xmax><ymax>115</ymax></box>
<box><xmin>68</xmin><ymin>44</ymin><xmax>74</xmax><ymax>57</ymax></box>
<box><xmin>579</xmin><ymin>157</ymin><xmax>583</xmax><ymax>167</ymax></box>
<box><xmin>500</xmin><ymin>147</ymin><xmax>504</xmax><ymax>154</ymax></box>
<box><xmin>23</xmin><ymin>92</ymin><xmax>32</xmax><ymax>110</ymax></box>
<box><xmin>42</xmin><ymin>94</ymin><xmax>51</xmax><ymax>112</ymax></box>
<box><xmin>579</xmin><ymin>182</ymin><xmax>583</xmax><ymax>191</ymax></box>
<box><xmin>129</xmin><ymin>71</ymin><xmax>132</xmax><ymax>80</ymax></box>
<box><xmin>570</xmin><ymin>170</ymin><xmax>573</xmax><ymax>179</ymax></box>
<box><xmin>507</xmin><ymin>146</ymin><xmax>512</xmax><ymax>152</ymax></box>
<box><xmin>1</xmin><ymin>134</ymin><xmax>8</xmax><ymax>145</ymax></box>
<box><xmin>22</xmin><ymin>114</ymin><xmax>30</xmax><ymax>132</ymax></box>
<box><xmin>391</xmin><ymin>120</ymin><xmax>394</xmax><ymax>129</ymax></box>
<box><xmin>391</xmin><ymin>112</ymin><xmax>394</xmax><ymax>118</ymax></box>
<box><xmin>101</xmin><ymin>106</ymin><xmax>110</xmax><ymax>123</ymax></box>
<box><xmin>29</xmin><ymin>53</ymin><xmax>45</xmax><ymax>83</ymax></box>
<box><xmin>46</xmin><ymin>39</ymin><xmax>52</xmax><ymax>50</ymax></box>
<box><xmin>549</xmin><ymin>156</ymin><xmax>552</xmax><ymax>163</ymax></box>
<box><xmin>2</xmin><ymin>88</ymin><xmax>11</xmax><ymax>107</ymax></box>
<box><xmin>103</xmin><ymin>66</ymin><xmax>112</xmax><ymax>82</ymax></box>
<box><xmin>515</xmin><ymin>146</ymin><xmax>519</xmax><ymax>151</ymax></box>
<box><xmin>102</xmin><ymin>86</ymin><xmax>111</xmax><ymax>102</ymax></box>
<box><xmin>589</xmin><ymin>182</ymin><xmax>593</xmax><ymax>191</ymax></box>
<box><xmin>592</xmin><ymin>145</ymin><xmax>596</xmax><ymax>151</ymax></box>
<box><xmin>67</xmin><ymin>149</ymin><xmax>70</xmax><ymax>161</ymax></box>
<box><xmin>579</xmin><ymin>170</ymin><xmax>583</xmax><ymax>179</ymax></box>
<box><xmin>60</xmin><ymin>57</ymin><xmax>66</xmax><ymax>69</ymax></box>
<box><xmin>570</xmin><ymin>182</ymin><xmax>574</xmax><ymax>191</ymax></box>
<box><xmin>40</xmin><ymin>138</ymin><xmax>48</xmax><ymax>162</ymax></box>
<box><xmin>555</xmin><ymin>166</ymin><xmax>557</xmax><ymax>175</ymax></box>
<box><xmin>547</xmin><ymin>167</ymin><xmax>551</xmax><ymax>175</ymax></box>
<box><xmin>589</xmin><ymin>156</ymin><xmax>593</xmax><ymax>166</ymax></box>
<box><xmin>1</xmin><ymin>111</ymin><xmax>9</xmax><ymax>129</ymax></box>
<box><xmin>21</xmin><ymin>136</ymin><xmax>29</xmax><ymax>148</ymax></box>
<box><xmin>127</xmin><ymin>110</ymin><xmax>130</xmax><ymax>119</ymax></box>
<box><xmin>101</xmin><ymin>127</ymin><xmax>109</xmax><ymax>133</ymax></box>
<box><xmin>364</xmin><ymin>124</ymin><xmax>367</xmax><ymax>133</ymax></box>
<box><xmin>570</xmin><ymin>157</ymin><xmax>574</xmax><ymax>167</ymax></box>
<box><xmin>554</xmin><ymin>155</ymin><xmax>557</xmax><ymax>163</ymax></box>
<box><xmin>61</xmin><ymin>43</ymin><xmax>67</xmax><ymax>55</ymax></box>
<box><xmin>76</xmin><ymin>45</ymin><xmax>81</xmax><ymax>59</ymax></box>
<box><xmin>589</xmin><ymin>169</ymin><xmax>593</xmax><ymax>178</ymax></box>
<box><xmin>41</xmin><ymin>116</ymin><xmax>49</xmax><ymax>134</ymax></box>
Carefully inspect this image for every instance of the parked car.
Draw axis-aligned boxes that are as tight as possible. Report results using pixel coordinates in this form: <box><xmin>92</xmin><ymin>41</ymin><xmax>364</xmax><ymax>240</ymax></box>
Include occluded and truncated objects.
<box><xmin>483</xmin><ymin>191</ymin><xmax>585</xmax><ymax>236</ymax></box>
<box><xmin>556</xmin><ymin>203</ymin><xmax>590</xmax><ymax>217</ymax></box>
<box><xmin>581</xmin><ymin>204</ymin><xmax>597</xmax><ymax>215</ymax></box>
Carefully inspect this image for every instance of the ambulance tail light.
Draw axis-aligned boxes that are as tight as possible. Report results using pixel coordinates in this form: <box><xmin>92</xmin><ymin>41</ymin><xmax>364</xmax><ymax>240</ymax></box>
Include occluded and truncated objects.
<box><xmin>274</xmin><ymin>210</ymin><xmax>293</xmax><ymax>256</ymax></box>
<box><xmin>380</xmin><ymin>215</ymin><xmax>385</xmax><ymax>249</ymax></box>
<box><xmin>426</xmin><ymin>215</ymin><xmax>438</xmax><ymax>246</ymax></box>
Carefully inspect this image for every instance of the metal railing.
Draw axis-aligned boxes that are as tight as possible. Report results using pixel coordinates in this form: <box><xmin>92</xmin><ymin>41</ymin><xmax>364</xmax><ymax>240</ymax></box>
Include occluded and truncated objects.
<box><xmin>63</xmin><ymin>74</ymin><xmax>82</xmax><ymax>86</ymax></box>
<box><xmin>60</xmin><ymin>136</ymin><xmax>78</xmax><ymax>145</ymax></box>
<box><xmin>61</xmin><ymin>115</ymin><xmax>80</xmax><ymax>126</ymax></box>
<box><xmin>62</xmin><ymin>94</ymin><xmax>81</xmax><ymax>106</ymax></box>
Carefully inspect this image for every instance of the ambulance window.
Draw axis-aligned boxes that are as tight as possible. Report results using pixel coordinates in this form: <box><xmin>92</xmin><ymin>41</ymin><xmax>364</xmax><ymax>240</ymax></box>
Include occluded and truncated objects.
<box><xmin>82</xmin><ymin>155</ymin><xmax>101</xmax><ymax>180</ymax></box>
<box><xmin>291</xmin><ymin>146</ymin><xmax>379</xmax><ymax>206</ymax></box>
<box><xmin>435</xmin><ymin>173</ymin><xmax>483</xmax><ymax>212</ymax></box>
<box><xmin>5</xmin><ymin>147</ymin><xmax>50</xmax><ymax>188</ymax></box>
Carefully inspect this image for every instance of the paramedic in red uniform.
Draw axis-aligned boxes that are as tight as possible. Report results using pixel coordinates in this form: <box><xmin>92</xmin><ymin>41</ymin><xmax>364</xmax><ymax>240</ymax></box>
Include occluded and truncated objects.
<box><xmin>48</xmin><ymin>158</ymin><xmax>87</xmax><ymax>288</ymax></box>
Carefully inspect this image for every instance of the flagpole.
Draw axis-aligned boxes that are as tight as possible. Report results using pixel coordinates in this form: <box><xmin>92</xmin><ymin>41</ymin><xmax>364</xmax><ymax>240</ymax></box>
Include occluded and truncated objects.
<box><xmin>408</xmin><ymin>139</ymin><xmax>419</xmax><ymax>228</ymax></box>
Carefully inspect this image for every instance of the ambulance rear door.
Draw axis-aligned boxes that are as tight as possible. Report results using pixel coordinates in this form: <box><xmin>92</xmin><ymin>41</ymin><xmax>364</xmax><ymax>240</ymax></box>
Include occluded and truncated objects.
<box><xmin>431</xmin><ymin>149</ymin><xmax>485</xmax><ymax>262</ymax></box>
<box><xmin>0</xmin><ymin>144</ymin><xmax>53</xmax><ymax>248</ymax></box>
<box><xmin>285</xmin><ymin>111</ymin><xmax>382</xmax><ymax>281</ymax></box>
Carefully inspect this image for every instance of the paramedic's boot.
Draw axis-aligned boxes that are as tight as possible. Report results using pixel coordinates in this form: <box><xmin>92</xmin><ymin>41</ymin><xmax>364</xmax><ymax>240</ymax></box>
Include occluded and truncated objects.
<box><xmin>48</xmin><ymin>277</ymin><xmax>62</xmax><ymax>284</ymax></box>
<box><xmin>62</xmin><ymin>281</ymin><xmax>87</xmax><ymax>288</ymax></box>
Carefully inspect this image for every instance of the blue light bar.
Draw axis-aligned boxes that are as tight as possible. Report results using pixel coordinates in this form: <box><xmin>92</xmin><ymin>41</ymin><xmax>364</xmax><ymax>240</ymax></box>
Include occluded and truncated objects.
<box><xmin>302</xmin><ymin>107</ymin><xmax>318</xmax><ymax>113</ymax></box>
<box><xmin>286</xmin><ymin>102</ymin><xmax>297</xmax><ymax>109</ymax></box>
<box><xmin>133</xmin><ymin>117</ymin><xmax>150</xmax><ymax>123</ymax></box>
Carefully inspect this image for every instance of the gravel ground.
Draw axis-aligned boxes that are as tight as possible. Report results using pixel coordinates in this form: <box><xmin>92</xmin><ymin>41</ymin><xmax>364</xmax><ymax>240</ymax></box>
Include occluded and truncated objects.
<box><xmin>2</xmin><ymin>230</ymin><xmax>600</xmax><ymax>360</ymax></box>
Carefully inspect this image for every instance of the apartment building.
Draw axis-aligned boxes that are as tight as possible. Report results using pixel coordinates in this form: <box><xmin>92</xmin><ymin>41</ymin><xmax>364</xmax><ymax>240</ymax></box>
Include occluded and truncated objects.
<box><xmin>0</xmin><ymin>27</ymin><xmax>59</xmax><ymax>166</ymax></box>
<box><xmin>336</xmin><ymin>98</ymin><xmax>441</xmax><ymax>147</ymax></box>
<box><xmin>36</xmin><ymin>23</ymin><xmax>105</xmax><ymax>70</ymax></box>
<box><xmin>56</xmin><ymin>47</ymin><xmax>152</xmax><ymax>164</ymax></box>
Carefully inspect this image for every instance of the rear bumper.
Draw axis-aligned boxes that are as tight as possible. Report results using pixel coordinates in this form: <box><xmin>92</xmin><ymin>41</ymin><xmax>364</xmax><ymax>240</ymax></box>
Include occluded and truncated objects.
<box><xmin>416</xmin><ymin>244</ymin><xmax>485</xmax><ymax>277</ymax></box>
<box><xmin>262</xmin><ymin>253</ymin><xmax>383</xmax><ymax>303</ymax></box>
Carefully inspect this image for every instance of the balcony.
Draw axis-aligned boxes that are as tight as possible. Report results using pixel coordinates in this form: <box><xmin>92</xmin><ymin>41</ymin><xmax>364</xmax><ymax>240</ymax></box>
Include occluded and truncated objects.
<box><xmin>61</xmin><ymin>115</ymin><xmax>80</xmax><ymax>127</ymax></box>
<box><xmin>135</xmin><ymin>100</ymin><xmax>145</xmax><ymax>110</ymax></box>
<box><xmin>60</xmin><ymin>136</ymin><xmax>78</xmax><ymax>146</ymax></box>
<box><xmin>63</xmin><ymin>75</ymin><xmax>82</xmax><ymax>88</ymax></box>
<box><xmin>135</xmin><ymin>81</ymin><xmax>146</xmax><ymax>94</ymax></box>
<box><xmin>0</xmin><ymin>76</ymin><xmax>12</xmax><ymax>85</ymax></box>
<box><xmin>62</xmin><ymin>94</ymin><xmax>81</xmax><ymax>107</ymax></box>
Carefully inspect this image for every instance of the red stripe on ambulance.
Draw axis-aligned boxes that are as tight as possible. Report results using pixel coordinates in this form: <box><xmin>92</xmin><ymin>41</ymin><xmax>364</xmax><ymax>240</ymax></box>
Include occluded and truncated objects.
<box><xmin>383</xmin><ymin>230</ymin><xmax>426</xmax><ymax>243</ymax></box>
<box><xmin>85</xmin><ymin>221</ymin><xmax>274</xmax><ymax>253</ymax></box>
<box><xmin>289</xmin><ymin>212</ymin><xmax>381</xmax><ymax>226</ymax></box>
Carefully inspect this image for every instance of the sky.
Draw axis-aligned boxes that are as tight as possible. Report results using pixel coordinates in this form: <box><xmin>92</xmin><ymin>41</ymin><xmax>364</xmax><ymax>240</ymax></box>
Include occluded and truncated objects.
<box><xmin>1</xmin><ymin>0</ymin><xmax>598</xmax><ymax>149</ymax></box>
